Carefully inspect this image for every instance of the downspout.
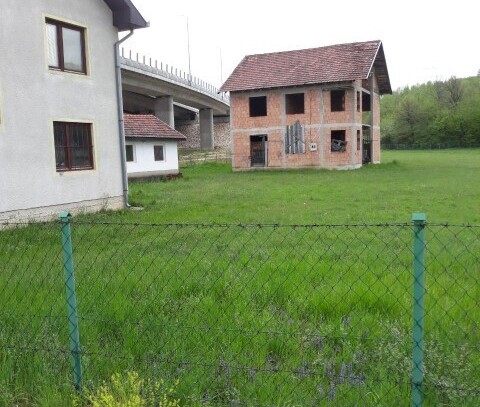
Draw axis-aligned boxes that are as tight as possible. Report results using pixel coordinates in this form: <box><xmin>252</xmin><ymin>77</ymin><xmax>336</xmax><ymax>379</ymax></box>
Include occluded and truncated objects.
<box><xmin>115</xmin><ymin>29</ymin><xmax>135</xmax><ymax>208</ymax></box>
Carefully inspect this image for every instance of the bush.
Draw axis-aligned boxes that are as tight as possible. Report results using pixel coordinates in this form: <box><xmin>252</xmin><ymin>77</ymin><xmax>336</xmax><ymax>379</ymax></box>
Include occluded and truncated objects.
<box><xmin>75</xmin><ymin>371</ymin><xmax>180</xmax><ymax>407</ymax></box>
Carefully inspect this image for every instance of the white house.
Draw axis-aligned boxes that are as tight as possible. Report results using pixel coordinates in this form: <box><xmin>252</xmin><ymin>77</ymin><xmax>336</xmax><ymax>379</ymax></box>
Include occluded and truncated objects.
<box><xmin>0</xmin><ymin>0</ymin><xmax>147</xmax><ymax>221</ymax></box>
<box><xmin>124</xmin><ymin>114</ymin><xmax>186</xmax><ymax>178</ymax></box>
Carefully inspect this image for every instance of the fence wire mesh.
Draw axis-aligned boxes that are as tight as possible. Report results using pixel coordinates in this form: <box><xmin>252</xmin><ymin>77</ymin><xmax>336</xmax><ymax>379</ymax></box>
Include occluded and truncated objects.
<box><xmin>0</xmin><ymin>220</ymin><xmax>478</xmax><ymax>406</ymax></box>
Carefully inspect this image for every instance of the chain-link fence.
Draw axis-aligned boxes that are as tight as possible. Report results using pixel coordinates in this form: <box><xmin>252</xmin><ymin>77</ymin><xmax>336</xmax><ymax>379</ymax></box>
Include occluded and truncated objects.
<box><xmin>0</xmin><ymin>215</ymin><xmax>479</xmax><ymax>406</ymax></box>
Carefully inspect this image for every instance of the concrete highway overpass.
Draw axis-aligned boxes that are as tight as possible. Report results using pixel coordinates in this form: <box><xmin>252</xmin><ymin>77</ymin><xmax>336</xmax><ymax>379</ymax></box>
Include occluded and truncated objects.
<box><xmin>120</xmin><ymin>51</ymin><xmax>230</xmax><ymax>149</ymax></box>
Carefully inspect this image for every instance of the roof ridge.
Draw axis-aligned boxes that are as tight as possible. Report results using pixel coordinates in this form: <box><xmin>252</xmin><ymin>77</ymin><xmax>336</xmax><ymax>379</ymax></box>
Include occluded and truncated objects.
<box><xmin>244</xmin><ymin>40</ymin><xmax>381</xmax><ymax>59</ymax></box>
<box><xmin>220</xmin><ymin>40</ymin><xmax>391</xmax><ymax>94</ymax></box>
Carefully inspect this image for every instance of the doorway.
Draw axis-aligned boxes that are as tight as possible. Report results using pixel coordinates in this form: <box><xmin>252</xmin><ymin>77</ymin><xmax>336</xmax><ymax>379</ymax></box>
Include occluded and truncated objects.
<box><xmin>250</xmin><ymin>135</ymin><xmax>267</xmax><ymax>167</ymax></box>
<box><xmin>362</xmin><ymin>127</ymin><xmax>372</xmax><ymax>164</ymax></box>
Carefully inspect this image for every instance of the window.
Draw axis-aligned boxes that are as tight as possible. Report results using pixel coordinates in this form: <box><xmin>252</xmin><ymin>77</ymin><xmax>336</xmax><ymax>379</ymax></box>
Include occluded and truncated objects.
<box><xmin>331</xmin><ymin>130</ymin><xmax>346</xmax><ymax>152</ymax></box>
<box><xmin>356</xmin><ymin>91</ymin><xmax>361</xmax><ymax>112</ymax></box>
<box><xmin>331</xmin><ymin>90</ymin><xmax>345</xmax><ymax>112</ymax></box>
<box><xmin>285</xmin><ymin>93</ymin><xmax>305</xmax><ymax>114</ymax></box>
<box><xmin>357</xmin><ymin>130</ymin><xmax>361</xmax><ymax>151</ymax></box>
<box><xmin>54</xmin><ymin>122</ymin><xmax>93</xmax><ymax>171</ymax></box>
<box><xmin>154</xmin><ymin>145</ymin><xmax>164</xmax><ymax>161</ymax></box>
<box><xmin>125</xmin><ymin>145</ymin><xmax>135</xmax><ymax>162</ymax></box>
<box><xmin>249</xmin><ymin>96</ymin><xmax>267</xmax><ymax>117</ymax></box>
<box><xmin>46</xmin><ymin>18</ymin><xmax>86</xmax><ymax>74</ymax></box>
<box><xmin>362</xmin><ymin>93</ymin><xmax>371</xmax><ymax>112</ymax></box>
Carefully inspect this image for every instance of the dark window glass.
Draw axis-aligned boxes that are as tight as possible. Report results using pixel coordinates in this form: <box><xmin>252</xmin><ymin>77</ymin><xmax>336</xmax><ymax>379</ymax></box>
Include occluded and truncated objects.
<box><xmin>249</xmin><ymin>96</ymin><xmax>267</xmax><ymax>117</ymax></box>
<box><xmin>154</xmin><ymin>145</ymin><xmax>164</xmax><ymax>161</ymax></box>
<box><xmin>331</xmin><ymin>90</ymin><xmax>345</xmax><ymax>112</ymax></box>
<box><xmin>54</xmin><ymin>122</ymin><xmax>93</xmax><ymax>170</ymax></box>
<box><xmin>46</xmin><ymin>19</ymin><xmax>86</xmax><ymax>74</ymax></box>
<box><xmin>126</xmin><ymin>145</ymin><xmax>134</xmax><ymax>162</ymax></box>
<box><xmin>285</xmin><ymin>93</ymin><xmax>305</xmax><ymax>114</ymax></box>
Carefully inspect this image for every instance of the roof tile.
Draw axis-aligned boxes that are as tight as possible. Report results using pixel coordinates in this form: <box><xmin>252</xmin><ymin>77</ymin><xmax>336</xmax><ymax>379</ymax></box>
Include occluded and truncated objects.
<box><xmin>220</xmin><ymin>40</ymin><xmax>391</xmax><ymax>94</ymax></box>
<box><xmin>124</xmin><ymin>114</ymin><xmax>186</xmax><ymax>140</ymax></box>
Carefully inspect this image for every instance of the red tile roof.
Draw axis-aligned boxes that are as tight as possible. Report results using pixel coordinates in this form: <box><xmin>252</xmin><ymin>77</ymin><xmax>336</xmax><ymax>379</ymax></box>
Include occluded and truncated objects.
<box><xmin>220</xmin><ymin>40</ymin><xmax>391</xmax><ymax>94</ymax></box>
<box><xmin>124</xmin><ymin>114</ymin><xmax>186</xmax><ymax>140</ymax></box>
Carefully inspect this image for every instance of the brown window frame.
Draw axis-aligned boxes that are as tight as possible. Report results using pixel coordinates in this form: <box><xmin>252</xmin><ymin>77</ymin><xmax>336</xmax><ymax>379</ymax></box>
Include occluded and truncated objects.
<box><xmin>46</xmin><ymin>18</ymin><xmax>87</xmax><ymax>74</ymax></box>
<box><xmin>331</xmin><ymin>90</ymin><xmax>345</xmax><ymax>112</ymax></box>
<box><xmin>54</xmin><ymin>122</ymin><xmax>94</xmax><ymax>171</ymax></box>
<box><xmin>154</xmin><ymin>145</ymin><xmax>165</xmax><ymax>161</ymax></box>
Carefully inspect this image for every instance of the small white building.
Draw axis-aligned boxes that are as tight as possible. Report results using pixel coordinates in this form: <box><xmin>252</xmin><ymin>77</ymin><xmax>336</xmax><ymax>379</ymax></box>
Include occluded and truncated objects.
<box><xmin>0</xmin><ymin>0</ymin><xmax>147</xmax><ymax>221</ymax></box>
<box><xmin>124</xmin><ymin>114</ymin><xmax>186</xmax><ymax>178</ymax></box>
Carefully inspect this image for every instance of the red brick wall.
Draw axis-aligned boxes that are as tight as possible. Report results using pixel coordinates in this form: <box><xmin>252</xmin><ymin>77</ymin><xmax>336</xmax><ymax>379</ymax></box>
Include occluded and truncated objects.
<box><xmin>231</xmin><ymin>80</ymin><xmax>381</xmax><ymax>170</ymax></box>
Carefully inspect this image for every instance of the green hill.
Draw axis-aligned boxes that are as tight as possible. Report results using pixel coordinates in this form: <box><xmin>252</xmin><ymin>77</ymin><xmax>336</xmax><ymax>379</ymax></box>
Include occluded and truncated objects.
<box><xmin>381</xmin><ymin>76</ymin><xmax>480</xmax><ymax>147</ymax></box>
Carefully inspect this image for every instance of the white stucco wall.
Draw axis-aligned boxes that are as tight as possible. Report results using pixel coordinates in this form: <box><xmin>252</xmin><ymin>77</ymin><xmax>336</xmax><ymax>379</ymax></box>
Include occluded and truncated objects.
<box><xmin>0</xmin><ymin>0</ymin><xmax>124</xmax><ymax>220</ymax></box>
<box><xmin>126</xmin><ymin>140</ymin><xmax>180</xmax><ymax>177</ymax></box>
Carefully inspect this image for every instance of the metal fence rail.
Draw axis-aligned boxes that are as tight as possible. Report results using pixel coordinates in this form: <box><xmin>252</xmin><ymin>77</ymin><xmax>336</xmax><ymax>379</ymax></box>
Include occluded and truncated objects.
<box><xmin>0</xmin><ymin>216</ymin><xmax>479</xmax><ymax>406</ymax></box>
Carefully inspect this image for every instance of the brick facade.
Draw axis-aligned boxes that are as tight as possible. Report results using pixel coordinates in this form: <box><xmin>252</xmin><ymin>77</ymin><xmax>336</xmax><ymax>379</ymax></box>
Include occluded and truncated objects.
<box><xmin>230</xmin><ymin>77</ymin><xmax>381</xmax><ymax>171</ymax></box>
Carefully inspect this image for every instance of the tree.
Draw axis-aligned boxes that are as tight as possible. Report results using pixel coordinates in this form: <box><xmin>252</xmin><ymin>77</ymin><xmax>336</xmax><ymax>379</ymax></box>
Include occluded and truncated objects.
<box><xmin>444</xmin><ymin>76</ymin><xmax>464</xmax><ymax>108</ymax></box>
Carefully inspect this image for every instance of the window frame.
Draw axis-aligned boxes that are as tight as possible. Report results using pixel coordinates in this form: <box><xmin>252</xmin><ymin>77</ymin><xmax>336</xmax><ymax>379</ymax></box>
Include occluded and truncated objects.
<box><xmin>125</xmin><ymin>144</ymin><xmax>135</xmax><ymax>163</ymax></box>
<box><xmin>154</xmin><ymin>145</ymin><xmax>165</xmax><ymax>162</ymax></box>
<box><xmin>54</xmin><ymin>122</ymin><xmax>94</xmax><ymax>171</ymax></box>
<box><xmin>46</xmin><ymin>18</ymin><xmax>87</xmax><ymax>75</ymax></box>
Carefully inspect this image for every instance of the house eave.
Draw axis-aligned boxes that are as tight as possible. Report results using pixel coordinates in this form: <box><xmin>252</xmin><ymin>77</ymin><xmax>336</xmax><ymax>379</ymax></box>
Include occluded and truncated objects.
<box><xmin>126</xmin><ymin>136</ymin><xmax>186</xmax><ymax>142</ymax></box>
<box><xmin>103</xmin><ymin>0</ymin><xmax>148</xmax><ymax>31</ymax></box>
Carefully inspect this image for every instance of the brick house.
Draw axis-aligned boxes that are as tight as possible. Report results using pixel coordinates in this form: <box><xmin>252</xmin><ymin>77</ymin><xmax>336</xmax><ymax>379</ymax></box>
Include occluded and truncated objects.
<box><xmin>220</xmin><ymin>40</ymin><xmax>391</xmax><ymax>170</ymax></box>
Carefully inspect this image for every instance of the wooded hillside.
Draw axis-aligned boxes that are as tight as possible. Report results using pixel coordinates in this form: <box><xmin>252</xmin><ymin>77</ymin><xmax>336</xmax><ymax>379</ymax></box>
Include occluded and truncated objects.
<box><xmin>380</xmin><ymin>76</ymin><xmax>480</xmax><ymax>147</ymax></box>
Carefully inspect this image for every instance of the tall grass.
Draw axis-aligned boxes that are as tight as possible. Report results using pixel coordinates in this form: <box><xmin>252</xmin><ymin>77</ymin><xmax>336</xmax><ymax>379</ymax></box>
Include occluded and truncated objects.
<box><xmin>0</xmin><ymin>150</ymin><xmax>479</xmax><ymax>406</ymax></box>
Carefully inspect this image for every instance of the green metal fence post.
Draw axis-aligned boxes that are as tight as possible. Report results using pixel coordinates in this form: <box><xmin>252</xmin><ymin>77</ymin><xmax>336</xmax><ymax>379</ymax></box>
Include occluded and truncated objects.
<box><xmin>60</xmin><ymin>211</ymin><xmax>83</xmax><ymax>390</ymax></box>
<box><xmin>412</xmin><ymin>213</ymin><xmax>426</xmax><ymax>407</ymax></box>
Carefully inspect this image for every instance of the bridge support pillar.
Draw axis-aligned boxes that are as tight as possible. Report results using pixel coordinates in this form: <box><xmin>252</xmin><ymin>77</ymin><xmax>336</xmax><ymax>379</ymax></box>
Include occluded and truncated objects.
<box><xmin>154</xmin><ymin>96</ymin><xmax>175</xmax><ymax>128</ymax></box>
<box><xmin>199</xmin><ymin>108</ymin><xmax>214</xmax><ymax>150</ymax></box>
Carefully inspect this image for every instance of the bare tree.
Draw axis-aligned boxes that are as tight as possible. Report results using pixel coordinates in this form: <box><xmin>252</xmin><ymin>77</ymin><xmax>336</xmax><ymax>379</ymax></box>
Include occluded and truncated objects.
<box><xmin>431</xmin><ymin>80</ymin><xmax>446</xmax><ymax>105</ymax></box>
<box><xmin>444</xmin><ymin>76</ymin><xmax>464</xmax><ymax>108</ymax></box>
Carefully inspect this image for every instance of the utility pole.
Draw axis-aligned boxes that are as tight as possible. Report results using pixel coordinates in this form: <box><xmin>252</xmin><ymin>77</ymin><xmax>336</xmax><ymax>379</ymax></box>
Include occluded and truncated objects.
<box><xmin>220</xmin><ymin>48</ymin><xmax>223</xmax><ymax>85</ymax></box>
<box><xmin>186</xmin><ymin>16</ymin><xmax>192</xmax><ymax>84</ymax></box>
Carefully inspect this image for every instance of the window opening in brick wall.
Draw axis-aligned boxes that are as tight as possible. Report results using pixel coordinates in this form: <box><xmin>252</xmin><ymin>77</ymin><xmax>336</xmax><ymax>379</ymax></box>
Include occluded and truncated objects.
<box><xmin>331</xmin><ymin>130</ymin><xmax>347</xmax><ymax>152</ymax></box>
<box><xmin>357</xmin><ymin>130</ymin><xmax>361</xmax><ymax>151</ymax></box>
<box><xmin>154</xmin><ymin>145</ymin><xmax>164</xmax><ymax>161</ymax></box>
<box><xmin>362</xmin><ymin>93</ymin><xmax>371</xmax><ymax>112</ymax></box>
<box><xmin>357</xmin><ymin>91</ymin><xmax>361</xmax><ymax>112</ymax></box>
<box><xmin>249</xmin><ymin>96</ymin><xmax>267</xmax><ymax>117</ymax></box>
<box><xmin>285</xmin><ymin>93</ymin><xmax>305</xmax><ymax>114</ymax></box>
<box><xmin>331</xmin><ymin>90</ymin><xmax>345</xmax><ymax>112</ymax></box>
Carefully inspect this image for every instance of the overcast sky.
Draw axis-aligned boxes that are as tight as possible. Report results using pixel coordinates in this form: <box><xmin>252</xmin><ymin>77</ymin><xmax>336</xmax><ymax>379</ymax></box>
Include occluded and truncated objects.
<box><xmin>123</xmin><ymin>0</ymin><xmax>479</xmax><ymax>91</ymax></box>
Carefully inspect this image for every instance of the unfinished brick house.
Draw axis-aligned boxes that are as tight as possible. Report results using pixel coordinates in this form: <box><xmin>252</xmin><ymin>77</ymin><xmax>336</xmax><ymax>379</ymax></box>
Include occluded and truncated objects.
<box><xmin>220</xmin><ymin>40</ymin><xmax>391</xmax><ymax>170</ymax></box>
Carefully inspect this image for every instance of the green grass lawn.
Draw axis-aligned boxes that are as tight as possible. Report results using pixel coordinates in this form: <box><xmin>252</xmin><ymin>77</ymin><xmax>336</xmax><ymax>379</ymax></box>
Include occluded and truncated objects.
<box><xmin>92</xmin><ymin>149</ymin><xmax>480</xmax><ymax>225</ymax></box>
<box><xmin>1</xmin><ymin>149</ymin><xmax>479</xmax><ymax>406</ymax></box>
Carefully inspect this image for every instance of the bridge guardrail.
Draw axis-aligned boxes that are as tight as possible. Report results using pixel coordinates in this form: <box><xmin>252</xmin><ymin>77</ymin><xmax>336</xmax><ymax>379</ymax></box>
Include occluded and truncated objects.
<box><xmin>120</xmin><ymin>49</ymin><xmax>230</xmax><ymax>106</ymax></box>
